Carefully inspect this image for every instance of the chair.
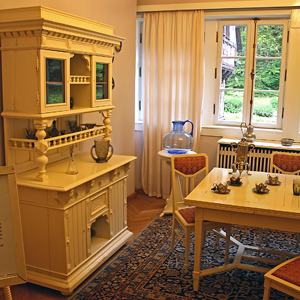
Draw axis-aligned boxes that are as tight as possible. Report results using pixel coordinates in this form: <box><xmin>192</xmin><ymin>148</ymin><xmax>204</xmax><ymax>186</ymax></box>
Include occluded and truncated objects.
<box><xmin>170</xmin><ymin>153</ymin><xmax>231</xmax><ymax>272</ymax></box>
<box><xmin>270</xmin><ymin>152</ymin><xmax>300</xmax><ymax>175</ymax></box>
<box><xmin>263</xmin><ymin>256</ymin><xmax>300</xmax><ymax>300</ymax></box>
<box><xmin>259</xmin><ymin>152</ymin><xmax>300</xmax><ymax>247</ymax></box>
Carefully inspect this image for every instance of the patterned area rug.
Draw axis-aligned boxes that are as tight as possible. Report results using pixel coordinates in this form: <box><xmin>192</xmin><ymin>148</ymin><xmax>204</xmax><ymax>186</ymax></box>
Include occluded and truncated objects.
<box><xmin>71</xmin><ymin>215</ymin><xmax>300</xmax><ymax>299</ymax></box>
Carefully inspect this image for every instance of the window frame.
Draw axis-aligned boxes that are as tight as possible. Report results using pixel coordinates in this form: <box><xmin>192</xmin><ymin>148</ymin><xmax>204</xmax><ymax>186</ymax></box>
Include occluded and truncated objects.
<box><xmin>215</xmin><ymin>20</ymin><xmax>253</xmax><ymax>126</ymax></box>
<box><xmin>135</xmin><ymin>17</ymin><xmax>144</xmax><ymax>126</ymax></box>
<box><xmin>214</xmin><ymin>18</ymin><xmax>289</xmax><ymax>129</ymax></box>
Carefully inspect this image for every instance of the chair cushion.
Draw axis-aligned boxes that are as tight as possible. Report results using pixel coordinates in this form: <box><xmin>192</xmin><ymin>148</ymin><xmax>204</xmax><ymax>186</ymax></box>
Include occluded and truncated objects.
<box><xmin>174</xmin><ymin>156</ymin><xmax>206</xmax><ymax>175</ymax></box>
<box><xmin>272</xmin><ymin>257</ymin><xmax>300</xmax><ymax>287</ymax></box>
<box><xmin>273</xmin><ymin>154</ymin><xmax>300</xmax><ymax>173</ymax></box>
<box><xmin>178</xmin><ymin>206</ymin><xmax>195</xmax><ymax>223</ymax></box>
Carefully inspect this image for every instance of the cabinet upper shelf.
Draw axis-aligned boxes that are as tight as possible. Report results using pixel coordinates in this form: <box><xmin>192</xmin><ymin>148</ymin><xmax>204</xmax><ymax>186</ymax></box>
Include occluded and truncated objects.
<box><xmin>0</xmin><ymin>6</ymin><xmax>123</xmax><ymax>117</ymax></box>
<box><xmin>0</xmin><ymin>6</ymin><xmax>121</xmax><ymax>180</ymax></box>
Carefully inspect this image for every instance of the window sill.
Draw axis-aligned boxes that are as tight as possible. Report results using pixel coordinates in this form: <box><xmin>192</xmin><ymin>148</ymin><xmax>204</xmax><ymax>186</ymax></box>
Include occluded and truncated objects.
<box><xmin>217</xmin><ymin>137</ymin><xmax>300</xmax><ymax>151</ymax></box>
<box><xmin>201</xmin><ymin>125</ymin><xmax>286</xmax><ymax>142</ymax></box>
<box><xmin>134</xmin><ymin>123</ymin><xmax>297</xmax><ymax>143</ymax></box>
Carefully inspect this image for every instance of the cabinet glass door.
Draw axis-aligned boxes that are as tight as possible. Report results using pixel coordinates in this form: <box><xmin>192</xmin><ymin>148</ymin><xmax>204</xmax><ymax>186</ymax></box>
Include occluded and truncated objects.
<box><xmin>91</xmin><ymin>56</ymin><xmax>112</xmax><ymax>107</ymax></box>
<box><xmin>39</xmin><ymin>50</ymin><xmax>71</xmax><ymax>113</ymax></box>
<box><xmin>46</xmin><ymin>58</ymin><xmax>65</xmax><ymax>105</ymax></box>
<box><xmin>96</xmin><ymin>62</ymin><xmax>108</xmax><ymax>100</ymax></box>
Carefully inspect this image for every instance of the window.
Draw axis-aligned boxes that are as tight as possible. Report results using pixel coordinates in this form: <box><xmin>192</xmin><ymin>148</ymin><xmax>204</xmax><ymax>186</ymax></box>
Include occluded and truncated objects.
<box><xmin>215</xmin><ymin>19</ymin><xmax>289</xmax><ymax>129</ymax></box>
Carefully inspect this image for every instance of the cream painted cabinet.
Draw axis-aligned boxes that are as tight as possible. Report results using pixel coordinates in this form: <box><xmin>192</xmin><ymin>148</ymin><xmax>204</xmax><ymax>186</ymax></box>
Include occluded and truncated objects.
<box><xmin>0</xmin><ymin>6</ymin><xmax>135</xmax><ymax>295</ymax></box>
<box><xmin>0</xmin><ymin>6</ymin><xmax>123</xmax><ymax>180</ymax></box>
<box><xmin>17</xmin><ymin>154</ymin><xmax>134</xmax><ymax>295</ymax></box>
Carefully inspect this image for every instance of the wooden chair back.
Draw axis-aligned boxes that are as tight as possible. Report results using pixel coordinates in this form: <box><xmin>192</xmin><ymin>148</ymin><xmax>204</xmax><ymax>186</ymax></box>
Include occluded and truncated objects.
<box><xmin>171</xmin><ymin>153</ymin><xmax>208</xmax><ymax>211</ymax></box>
<box><xmin>270</xmin><ymin>152</ymin><xmax>300</xmax><ymax>174</ymax></box>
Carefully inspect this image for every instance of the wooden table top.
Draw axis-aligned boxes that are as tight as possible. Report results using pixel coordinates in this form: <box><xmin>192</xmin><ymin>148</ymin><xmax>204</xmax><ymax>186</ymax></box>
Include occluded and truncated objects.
<box><xmin>185</xmin><ymin>167</ymin><xmax>300</xmax><ymax>219</ymax></box>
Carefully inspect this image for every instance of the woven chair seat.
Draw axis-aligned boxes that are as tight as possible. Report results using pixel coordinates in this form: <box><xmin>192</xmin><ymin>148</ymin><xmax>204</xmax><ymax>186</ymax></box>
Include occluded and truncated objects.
<box><xmin>174</xmin><ymin>156</ymin><xmax>206</xmax><ymax>175</ymax></box>
<box><xmin>272</xmin><ymin>257</ymin><xmax>300</xmax><ymax>287</ymax></box>
<box><xmin>263</xmin><ymin>256</ymin><xmax>300</xmax><ymax>299</ymax></box>
<box><xmin>178</xmin><ymin>206</ymin><xmax>196</xmax><ymax>223</ymax></box>
<box><xmin>272</xmin><ymin>152</ymin><xmax>300</xmax><ymax>174</ymax></box>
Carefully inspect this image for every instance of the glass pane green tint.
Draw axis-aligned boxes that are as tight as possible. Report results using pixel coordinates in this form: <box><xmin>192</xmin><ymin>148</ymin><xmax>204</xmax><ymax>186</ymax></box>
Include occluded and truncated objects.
<box><xmin>255</xmin><ymin>59</ymin><xmax>281</xmax><ymax>91</ymax></box>
<box><xmin>252</xmin><ymin>24</ymin><xmax>283</xmax><ymax>124</ymax></box>
<box><xmin>96</xmin><ymin>62</ymin><xmax>108</xmax><ymax>100</ymax></box>
<box><xmin>219</xmin><ymin>24</ymin><xmax>247</xmax><ymax>122</ymax></box>
<box><xmin>256</xmin><ymin>25</ymin><xmax>283</xmax><ymax>57</ymax></box>
<box><xmin>219</xmin><ymin>90</ymin><xmax>243</xmax><ymax>122</ymax></box>
<box><xmin>252</xmin><ymin>92</ymin><xmax>278</xmax><ymax>124</ymax></box>
<box><xmin>46</xmin><ymin>58</ymin><xmax>65</xmax><ymax>105</ymax></box>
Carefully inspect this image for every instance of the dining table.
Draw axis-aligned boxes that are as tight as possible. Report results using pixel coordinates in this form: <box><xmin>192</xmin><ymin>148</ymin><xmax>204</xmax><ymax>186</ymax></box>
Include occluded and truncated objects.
<box><xmin>184</xmin><ymin>167</ymin><xmax>300</xmax><ymax>291</ymax></box>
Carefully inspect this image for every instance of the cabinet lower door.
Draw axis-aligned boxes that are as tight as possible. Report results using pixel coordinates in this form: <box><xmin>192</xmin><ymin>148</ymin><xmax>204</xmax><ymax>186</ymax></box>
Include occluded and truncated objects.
<box><xmin>109</xmin><ymin>178</ymin><xmax>127</xmax><ymax>237</ymax></box>
<box><xmin>65</xmin><ymin>200</ymin><xmax>89</xmax><ymax>272</ymax></box>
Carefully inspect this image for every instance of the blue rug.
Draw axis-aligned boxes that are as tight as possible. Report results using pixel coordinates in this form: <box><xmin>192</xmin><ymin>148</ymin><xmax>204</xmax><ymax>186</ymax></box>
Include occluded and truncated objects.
<box><xmin>71</xmin><ymin>215</ymin><xmax>300</xmax><ymax>299</ymax></box>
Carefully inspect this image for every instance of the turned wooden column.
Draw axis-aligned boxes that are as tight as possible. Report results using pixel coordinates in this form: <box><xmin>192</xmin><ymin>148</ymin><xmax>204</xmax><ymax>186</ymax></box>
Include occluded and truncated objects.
<box><xmin>101</xmin><ymin>109</ymin><xmax>112</xmax><ymax>142</ymax></box>
<box><xmin>34</xmin><ymin>119</ymin><xmax>53</xmax><ymax>181</ymax></box>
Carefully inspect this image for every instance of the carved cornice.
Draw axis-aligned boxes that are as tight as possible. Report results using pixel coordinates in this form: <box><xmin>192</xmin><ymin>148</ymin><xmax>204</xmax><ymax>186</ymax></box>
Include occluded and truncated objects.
<box><xmin>0</xmin><ymin>27</ymin><xmax>120</xmax><ymax>48</ymax></box>
<box><xmin>0</xmin><ymin>9</ymin><xmax>124</xmax><ymax>47</ymax></box>
<box><xmin>0</xmin><ymin>29</ymin><xmax>42</xmax><ymax>38</ymax></box>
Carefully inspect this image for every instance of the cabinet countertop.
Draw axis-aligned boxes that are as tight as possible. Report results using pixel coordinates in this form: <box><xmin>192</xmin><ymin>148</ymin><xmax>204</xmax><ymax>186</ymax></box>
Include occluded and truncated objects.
<box><xmin>17</xmin><ymin>153</ymin><xmax>136</xmax><ymax>191</ymax></box>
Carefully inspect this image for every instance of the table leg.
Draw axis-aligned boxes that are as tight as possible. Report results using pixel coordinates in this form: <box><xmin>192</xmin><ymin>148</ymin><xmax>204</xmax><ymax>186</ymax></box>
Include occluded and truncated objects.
<box><xmin>193</xmin><ymin>207</ymin><xmax>204</xmax><ymax>291</ymax></box>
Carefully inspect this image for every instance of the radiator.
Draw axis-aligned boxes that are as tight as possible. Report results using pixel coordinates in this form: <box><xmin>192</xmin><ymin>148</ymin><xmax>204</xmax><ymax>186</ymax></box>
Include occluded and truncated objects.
<box><xmin>217</xmin><ymin>138</ymin><xmax>300</xmax><ymax>173</ymax></box>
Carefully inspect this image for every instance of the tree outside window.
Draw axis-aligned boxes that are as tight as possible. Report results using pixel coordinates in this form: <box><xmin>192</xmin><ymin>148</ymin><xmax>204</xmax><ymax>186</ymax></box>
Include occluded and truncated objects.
<box><xmin>215</xmin><ymin>19</ymin><xmax>288</xmax><ymax>129</ymax></box>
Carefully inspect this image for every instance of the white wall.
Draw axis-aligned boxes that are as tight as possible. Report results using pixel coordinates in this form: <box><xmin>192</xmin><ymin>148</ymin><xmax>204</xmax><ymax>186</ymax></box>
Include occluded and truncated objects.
<box><xmin>0</xmin><ymin>0</ymin><xmax>137</xmax><ymax>196</ymax></box>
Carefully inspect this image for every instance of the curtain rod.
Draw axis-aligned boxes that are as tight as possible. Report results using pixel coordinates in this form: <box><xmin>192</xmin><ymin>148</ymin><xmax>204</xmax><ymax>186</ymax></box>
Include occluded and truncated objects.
<box><xmin>137</xmin><ymin>1</ymin><xmax>300</xmax><ymax>13</ymax></box>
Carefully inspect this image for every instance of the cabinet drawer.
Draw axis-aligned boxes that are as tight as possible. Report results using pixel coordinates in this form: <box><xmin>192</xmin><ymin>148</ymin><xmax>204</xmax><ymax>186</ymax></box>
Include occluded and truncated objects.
<box><xmin>110</xmin><ymin>166</ymin><xmax>125</xmax><ymax>182</ymax></box>
<box><xmin>90</xmin><ymin>190</ymin><xmax>108</xmax><ymax>219</ymax></box>
<box><xmin>88</xmin><ymin>174</ymin><xmax>109</xmax><ymax>194</ymax></box>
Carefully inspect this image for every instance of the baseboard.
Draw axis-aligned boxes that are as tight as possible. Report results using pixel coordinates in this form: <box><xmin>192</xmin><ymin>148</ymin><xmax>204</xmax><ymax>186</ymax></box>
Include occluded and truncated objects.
<box><xmin>127</xmin><ymin>191</ymin><xmax>137</xmax><ymax>202</ymax></box>
<box><xmin>135</xmin><ymin>188</ymin><xmax>146</xmax><ymax>195</ymax></box>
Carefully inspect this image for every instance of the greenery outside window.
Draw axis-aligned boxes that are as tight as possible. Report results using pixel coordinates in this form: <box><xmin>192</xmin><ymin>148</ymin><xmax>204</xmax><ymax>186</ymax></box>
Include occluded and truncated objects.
<box><xmin>46</xmin><ymin>58</ymin><xmax>65</xmax><ymax>105</ymax></box>
<box><xmin>215</xmin><ymin>19</ymin><xmax>288</xmax><ymax>129</ymax></box>
<box><xmin>96</xmin><ymin>62</ymin><xmax>108</xmax><ymax>100</ymax></box>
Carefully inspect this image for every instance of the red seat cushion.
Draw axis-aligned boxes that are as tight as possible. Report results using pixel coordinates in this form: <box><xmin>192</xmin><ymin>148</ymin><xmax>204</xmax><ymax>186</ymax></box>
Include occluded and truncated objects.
<box><xmin>174</xmin><ymin>156</ymin><xmax>206</xmax><ymax>175</ymax></box>
<box><xmin>273</xmin><ymin>257</ymin><xmax>300</xmax><ymax>286</ymax></box>
<box><xmin>178</xmin><ymin>206</ymin><xmax>196</xmax><ymax>223</ymax></box>
<box><xmin>273</xmin><ymin>154</ymin><xmax>300</xmax><ymax>173</ymax></box>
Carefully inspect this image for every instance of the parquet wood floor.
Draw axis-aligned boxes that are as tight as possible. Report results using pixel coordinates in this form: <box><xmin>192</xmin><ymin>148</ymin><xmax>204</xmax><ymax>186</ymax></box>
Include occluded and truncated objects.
<box><xmin>0</xmin><ymin>191</ymin><xmax>166</xmax><ymax>300</ymax></box>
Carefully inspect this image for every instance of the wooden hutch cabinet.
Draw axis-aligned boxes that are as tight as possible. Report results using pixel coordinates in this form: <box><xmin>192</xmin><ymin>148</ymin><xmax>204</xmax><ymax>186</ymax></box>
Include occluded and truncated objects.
<box><xmin>0</xmin><ymin>6</ymin><xmax>135</xmax><ymax>295</ymax></box>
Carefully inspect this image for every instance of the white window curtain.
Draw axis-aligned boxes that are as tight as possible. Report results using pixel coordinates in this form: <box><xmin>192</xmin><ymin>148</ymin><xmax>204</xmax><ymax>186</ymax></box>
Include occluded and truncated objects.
<box><xmin>141</xmin><ymin>10</ymin><xmax>205</xmax><ymax>198</ymax></box>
